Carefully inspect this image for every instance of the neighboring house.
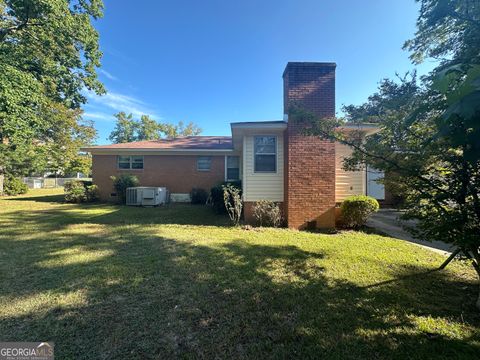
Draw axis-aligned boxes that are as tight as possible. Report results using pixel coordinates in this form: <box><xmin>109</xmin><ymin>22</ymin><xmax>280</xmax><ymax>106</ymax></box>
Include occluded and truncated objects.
<box><xmin>83</xmin><ymin>62</ymin><xmax>384</xmax><ymax>229</ymax></box>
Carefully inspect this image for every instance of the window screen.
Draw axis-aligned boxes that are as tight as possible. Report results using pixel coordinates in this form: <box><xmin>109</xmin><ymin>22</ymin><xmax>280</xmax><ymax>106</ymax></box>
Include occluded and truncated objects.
<box><xmin>117</xmin><ymin>156</ymin><xmax>143</xmax><ymax>169</ymax></box>
<box><xmin>197</xmin><ymin>156</ymin><xmax>212</xmax><ymax>171</ymax></box>
<box><xmin>226</xmin><ymin>156</ymin><xmax>240</xmax><ymax>181</ymax></box>
<box><xmin>254</xmin><ymin>136</ymin><xmax>276</xmax><ymax>172</ymax></box>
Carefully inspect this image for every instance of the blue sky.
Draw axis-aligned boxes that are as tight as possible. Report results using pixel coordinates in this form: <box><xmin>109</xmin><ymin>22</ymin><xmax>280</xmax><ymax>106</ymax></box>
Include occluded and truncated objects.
<box><xmin>84</xmin><ymin>0</ymin><xmax>436</xmax><ymax>144</ymax></box>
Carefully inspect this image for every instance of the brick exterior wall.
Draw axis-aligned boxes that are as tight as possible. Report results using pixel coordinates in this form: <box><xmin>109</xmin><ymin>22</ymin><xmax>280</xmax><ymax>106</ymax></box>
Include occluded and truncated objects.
<box><xmin>283</xmin><ymin>62</ymin><xmax>336</xmax><ymax>229</ymax></box>
<box><xmin>92</xmin><ymin>154</ymin><xmax>225</xmax><ymax>201</ymax></box>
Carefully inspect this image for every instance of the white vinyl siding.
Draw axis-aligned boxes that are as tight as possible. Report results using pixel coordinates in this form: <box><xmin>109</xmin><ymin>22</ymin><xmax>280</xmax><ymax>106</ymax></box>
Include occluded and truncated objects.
<box><xmin>243</xmin><ymin>134</ymin><xmax>284</xmax><ymax>202</ymax></box>
<box><xmin>335</xmin><ymin>142</ymin><xmax>366</xmax><ymax>202</ymax></box>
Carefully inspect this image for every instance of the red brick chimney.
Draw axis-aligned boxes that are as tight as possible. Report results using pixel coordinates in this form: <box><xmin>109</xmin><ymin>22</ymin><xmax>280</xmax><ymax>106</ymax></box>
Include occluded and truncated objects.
<box><xmin>283</xmin><ymin>62</ymin><xmax>336</xmax><ymax>229</ymax></box>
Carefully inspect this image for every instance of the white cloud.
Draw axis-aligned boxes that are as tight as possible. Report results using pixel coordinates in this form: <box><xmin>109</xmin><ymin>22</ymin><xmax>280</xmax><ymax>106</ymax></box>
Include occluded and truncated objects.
<box><xmin>83</xmin><ymin>112</ymin><xmax>115</xmax><ymax>122</ymax></box>
<box><xmin>86</xmin><ymin>91</ymin><xmax>160</xmax><ymax>119</ymax></box>
<box><xmin>97</xmin><ymin>69</ymin><xmax>118</xmax><ymax>81</ymax></box>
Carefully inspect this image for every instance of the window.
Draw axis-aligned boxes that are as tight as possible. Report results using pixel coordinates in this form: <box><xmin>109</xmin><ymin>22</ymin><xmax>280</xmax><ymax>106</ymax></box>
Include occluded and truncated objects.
<box><xmin>197</xmin><ymin>156</ymin><xmax>211</xmax><ymax>171</ymax></box>
<box><xmin>131</xmin><ymin>156</ymin><xmax>144</xmax><ymax>169</ymax></box>
<box><xmin>117</xmin><ymin>155</ymin><xmax>143</xmax><ymax>170</ymax></box>
<box><xmin>254</xmin><ymin>136</ymin><xmax>276</xmax><ymax>172</ymax></box>
<box><xmin>226</xmin><ymin>156</ymin><xmax>240</xmax><ymax>181</ymax></box>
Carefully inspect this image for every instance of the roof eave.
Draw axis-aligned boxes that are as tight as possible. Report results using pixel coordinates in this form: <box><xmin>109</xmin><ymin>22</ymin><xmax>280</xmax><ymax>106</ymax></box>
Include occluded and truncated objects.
<box><xmin>230</xmin><ymin>121</ymin><xmax>287</xmax><ymax>131</ymax></box>
<box><xmin>81</xmin><ymin>147</ymin><xmax>235</xmax><ymax>153</ymax></box>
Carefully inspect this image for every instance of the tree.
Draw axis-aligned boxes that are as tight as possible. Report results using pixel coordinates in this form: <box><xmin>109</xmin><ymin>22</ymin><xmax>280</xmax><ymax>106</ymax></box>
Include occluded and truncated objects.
<box><xmin>108</xmin><ymin>112</ymin><xmax>137</xmax><ymax>143</ymax></box>
<box><xmin>296</xmin><ymin>0</ymin><xmax>480</xmax><ymax>310</ymax></box>
<box><xmin>137</xmin><ymin>115</ymin><xmax>162</xmax><ymax>141</ymax></box>
<box><xmin>160</xmin><ymin>121</ymin><xmax>202</xmax><ymax>139</ymax></box>
<box><xmin>108</xmin><ymin>113</ymin><xmax>202</xmax><ymax>143</ymax></box>
<box><xmin>0</xmin><ymin>0</ymin><xmax>104</xmax><ymax>184</ymax></box>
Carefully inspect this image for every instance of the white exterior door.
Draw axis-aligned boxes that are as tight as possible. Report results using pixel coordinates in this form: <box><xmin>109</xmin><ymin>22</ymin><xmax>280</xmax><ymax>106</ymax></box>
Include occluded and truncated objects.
<box><xmin>366</xmin><ymin>167</ymin><xmax>385</xmax><ymax>200</ymax></box>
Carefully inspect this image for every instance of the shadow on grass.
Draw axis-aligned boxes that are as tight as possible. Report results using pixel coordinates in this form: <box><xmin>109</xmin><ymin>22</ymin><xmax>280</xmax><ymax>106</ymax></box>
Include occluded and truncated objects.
<box><xmin>7</xmin><ymin>193</ymin><xmax>66</xmax><ymax>203</ymax></box>
<box><xmin>1</xmin><ymin>202</ymin><xmax>230</xmax><ymax>232</ymax></box>
<box><xmin>0</xmin><ymin>217</ymin><xmax>479</xmax><ymax>359</ymax></box>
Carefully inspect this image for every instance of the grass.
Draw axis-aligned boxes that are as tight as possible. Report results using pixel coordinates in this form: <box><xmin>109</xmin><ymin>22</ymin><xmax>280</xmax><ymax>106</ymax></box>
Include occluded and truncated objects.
<box><xmin>0</xmin><ymin>189</ymin><xmax>479</xmax><ymax>359</ymax></box>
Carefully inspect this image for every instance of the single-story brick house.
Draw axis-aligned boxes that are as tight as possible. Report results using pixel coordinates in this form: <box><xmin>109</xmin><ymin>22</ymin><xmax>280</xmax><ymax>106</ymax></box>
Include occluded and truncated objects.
<box><xmin>83</xmin><ymin>62</ymin><xmax>383</xmax><ymax>229</ymax></box>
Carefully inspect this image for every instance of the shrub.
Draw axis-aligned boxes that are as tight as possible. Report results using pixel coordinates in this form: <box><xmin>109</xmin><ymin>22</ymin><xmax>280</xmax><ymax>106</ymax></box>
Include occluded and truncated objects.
<box><xmin>223</xmin><ymin>184</ymin><xmax>243</xmax><ymax>226</ymax></box>
<box><xmin>210</xmin><ymin>181</ymin><xmax>242</xmax><ymax>214</ymax></box>
<box><xmin>64</xmin><ymin>180</ymin><xmax>87</xmax><ymax>203</ymax></box>
<box><xmin>3</xmin><ymin>176</ymin><xmax>28</xmax><ymax>196</ymax></box>
<box><xmin>340</xmin><ymin>195</ymin><xmax>379</xmax><ymax>229</ymax></box>
<box><xmin>190</xmin><ymin>188</ymin><xmax>208</xmax><ymax>205</ymax></box>
<box><xmin>80</xmin><ymin>180</ymin><xmax>93</xmax><ymax>187</ymax></box>
<box><xmin>85</xmin><ymin>184</ymin><xmax>100</xmax><ymax>202</ymax></box>
<box><xmin>252</xmin><ymin>200</ymin><xmax>282</xmax><ymax>227</ymax></box>
<box><xmin>65</xmin><ymin>181</ymin><xmax>100</xmax><ymax>203</ymax></box>
<box><xmin>111</xmin><ymin>174</ymin><xmax>139</xmax><ymax>204</ymax></box>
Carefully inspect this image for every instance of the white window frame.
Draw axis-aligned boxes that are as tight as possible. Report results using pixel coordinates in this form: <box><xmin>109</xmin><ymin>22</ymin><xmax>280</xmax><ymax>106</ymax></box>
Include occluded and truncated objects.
<box><xmin>117</xmin><ymin>155</ymin><xmax>144</xmax><ymax>170</ymax></box>
<box><xmin>197</xmin><ymin>156</ymin><xmax>212</xmax><ymax>171</ymax></box>
<box><xmin>254</xmin><ymin>135</ymin><xmax>277</xmax><ymax>173</ymax></box>
<box><xmin>225</xmin><ymin>155</ymin><xmax>240</xmax><ymax>181</ymax></box>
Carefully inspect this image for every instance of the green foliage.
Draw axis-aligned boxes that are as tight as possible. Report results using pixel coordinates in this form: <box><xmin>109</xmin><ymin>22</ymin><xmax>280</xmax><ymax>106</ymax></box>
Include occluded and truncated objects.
<box><xmin>297</xmin><ymin>0</ymin><xmax>480</xmax><ymax>309</ymax></box>
<box><xmin>0</xmin><ymin>0</ymin><xmax>102</xmax><ymax>178</ymax></box>
<box><xmin>64</xmin><ymin>154</ymin><xmax>93</xmax><ymax>177</ymax></box>
<box><xmin>342</xmin><ymin>72</ymin><xmax>420</xmax><ymax>125</ymax></box>
<box><xmin>210</xmin><ymin>181</ymin><xmax>242</xmax><ymax>214</ymax></box>
<box><xmin>64</xmin><ymin>180</ymin><xmax>98</xmax><ymax>203</ymax></box>
<box><xmin>86</xmin><ymin>184</ymin><xmax>100</xmax><ymax>202</ymax></box>
<box><xmin>107</xmin><ymin>113</ymin><xmax>202</xmax><ymax>143</ymax></box>
<box><xmin>3</xmin><ymin>176</ymin><xmax>28</xmax><ymax>196</ymax></box>
<box><xmin>222</xmin><ymin>184</ymin><xmax>242</xmax><ymax>226</ymax></box>
<box><xmin>108</xmin><ymin>112</ymin><xmax>137</xmax><ymax>143</ymax></box>
<box><xmin>161</xmin><ymin>121</ymin><xmax>202</xmax><ymax>139</ymax></box>
<box><xmin>137</xmin><ymin>115</ymin><xmax>162</xmax><ymax>141</ymax></box>
<box><xmin>340</xmin><ymin>195</ymin><xmax>379</xmax><ymax>229</ymax></box>
<box><xmin>252</xmin><ymin>200</ymin><xmax>283</xmax><ymax>227</ymax></box>
<box><xmin>111</xmin><ymin>174</ymin><xmax>139</xmax><ymax>204</ymax></box>
<box><xmin>403</xmin><ymin>0</ymin><xmax>480</xmax><ymax>65</ymax></box>
<box><xmin>190</xmin><ymin>188</ymin><xmax>208</xmax><ymax>205</ymax></box>
<box><xmin>64</xmin><ymin>180</ymin><xmax>87</xmax><ymax>203</ymax></box>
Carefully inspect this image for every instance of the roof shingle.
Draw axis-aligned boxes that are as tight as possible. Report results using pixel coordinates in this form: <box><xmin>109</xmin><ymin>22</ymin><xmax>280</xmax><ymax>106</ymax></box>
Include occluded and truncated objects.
<box><xmin>87</xmin><ymin>136</ymin><xmax>233</xmax><ymax>150</ymax></box>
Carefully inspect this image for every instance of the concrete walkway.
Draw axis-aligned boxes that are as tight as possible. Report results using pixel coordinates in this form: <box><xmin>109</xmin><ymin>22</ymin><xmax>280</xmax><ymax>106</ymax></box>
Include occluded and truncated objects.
<box><xmin>367</xmin><ymin>209</ymin><xmax>453</xmax><ymax>255</ymax></box>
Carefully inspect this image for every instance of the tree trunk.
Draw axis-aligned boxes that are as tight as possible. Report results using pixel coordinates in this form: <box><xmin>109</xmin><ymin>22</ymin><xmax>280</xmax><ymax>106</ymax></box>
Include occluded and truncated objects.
<box><xmin>439</xmin><ymin>248</ymin><xmax>461</xmax><ymax>269</ymax></box>
<box><xmin>472</xmin><ymin>251</ymin><xmax>480</xmax><ymax>312</ymax></box>
<box><xmin>0</xmin><ymin>168</ymin><xmax>3</xmax><ymax>195</ymax></box>
<box><xmin>477</xmin><ymin>283</ymin><xmax>480</xmax><ymax>312</ymax></box>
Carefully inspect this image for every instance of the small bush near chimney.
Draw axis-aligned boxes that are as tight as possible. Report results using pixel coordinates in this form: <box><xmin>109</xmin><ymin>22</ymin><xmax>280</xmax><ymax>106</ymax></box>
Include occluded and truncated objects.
<box><xmin>252</xmin><ymin>200</ymin><xmax>282</xmax><ymax>227</ymax></box>
<box><xmin>191</xmin><ymin>188</ymin><xmax>209</xmax><ymax>205</ymax></box>
<box><xmin>340</xmin><ymin>195</ymin><xmax>379</xmax><ymax>229</ymax></box>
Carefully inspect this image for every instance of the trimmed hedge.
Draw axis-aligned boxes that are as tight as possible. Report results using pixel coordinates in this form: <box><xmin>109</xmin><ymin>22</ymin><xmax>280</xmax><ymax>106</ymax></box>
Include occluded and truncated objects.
<box><xmin>340</xmin><ymin>195</ymin><xmax>379</xmax><ymax>229</ymax></box>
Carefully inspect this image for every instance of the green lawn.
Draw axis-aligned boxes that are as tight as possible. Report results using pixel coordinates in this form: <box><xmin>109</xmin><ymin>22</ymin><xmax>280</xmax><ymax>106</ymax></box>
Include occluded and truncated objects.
<box><xmin>0</xmin><ymin>189</ymin><xmax>479</xmax><ymax>359</ymax></box>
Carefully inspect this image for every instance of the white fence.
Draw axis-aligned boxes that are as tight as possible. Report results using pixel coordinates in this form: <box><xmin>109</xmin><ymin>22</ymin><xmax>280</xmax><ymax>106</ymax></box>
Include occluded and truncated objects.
<box><xmin>23</xmin><ymin>177</ymin><xmax>92</xmax><ymax>189</ymax></box>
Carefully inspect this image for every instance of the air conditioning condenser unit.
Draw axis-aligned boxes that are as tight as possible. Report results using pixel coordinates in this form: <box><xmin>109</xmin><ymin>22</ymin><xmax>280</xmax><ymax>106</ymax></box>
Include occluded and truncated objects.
<box><xmin>126</xmin><ymin>187</ymin><xmax>168</xmax><ymax>206</ymax></box>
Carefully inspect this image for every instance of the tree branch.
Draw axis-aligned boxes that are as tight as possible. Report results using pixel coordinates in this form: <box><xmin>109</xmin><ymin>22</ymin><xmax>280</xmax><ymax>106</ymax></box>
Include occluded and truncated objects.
<box><xmin>314</xmin><ymin>126</ymin><xmax>452</xmax><ymax>200</ymax></box>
